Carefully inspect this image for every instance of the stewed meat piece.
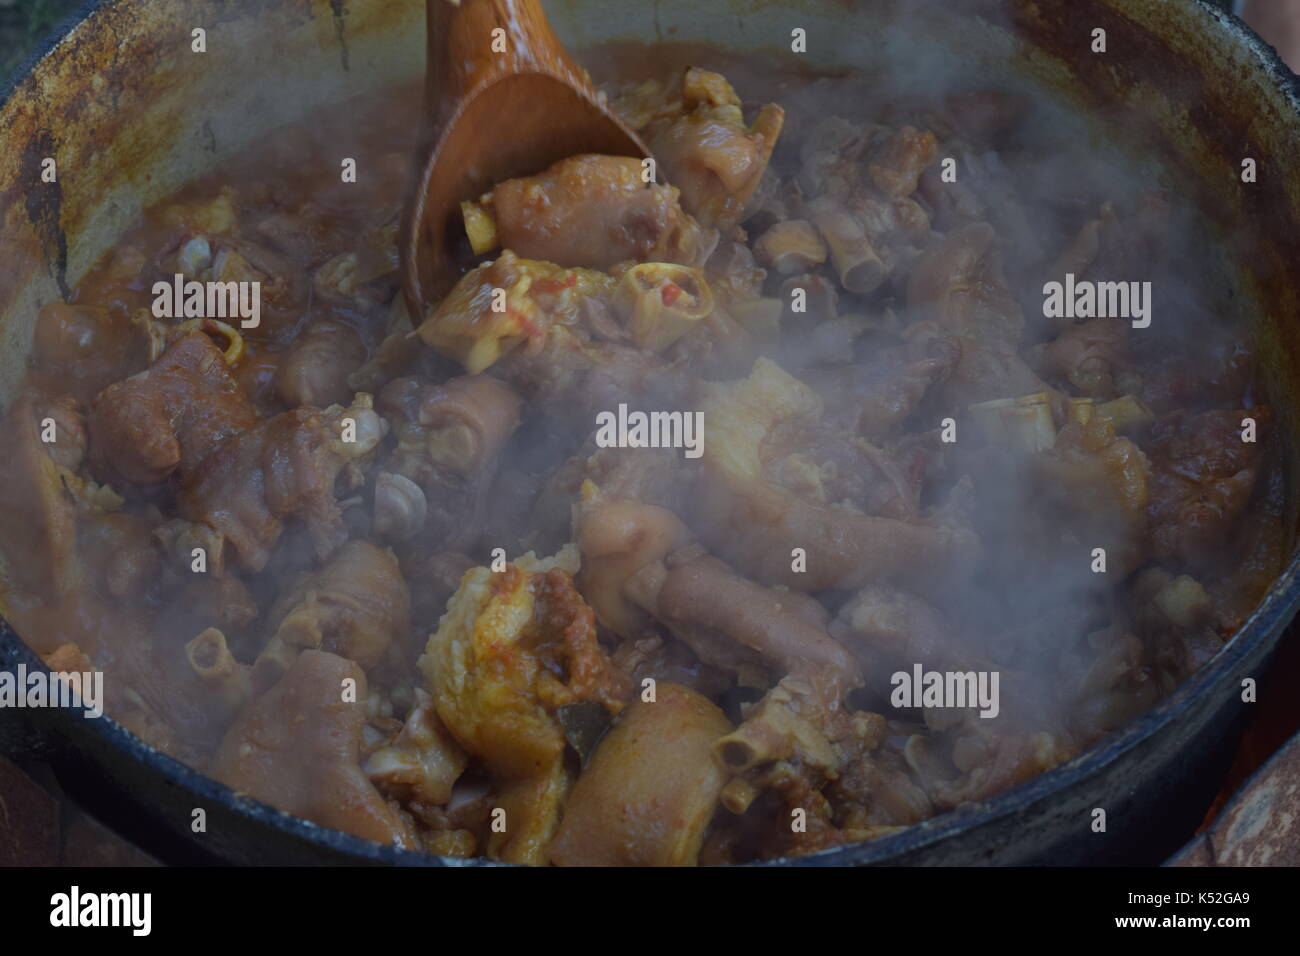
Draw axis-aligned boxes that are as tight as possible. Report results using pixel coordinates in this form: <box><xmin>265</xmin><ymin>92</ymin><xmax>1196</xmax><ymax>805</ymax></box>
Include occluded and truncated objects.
<box><xmin>214</xmin><ymin>650</ymin><xmax>412</xmax><ymax>847</ymax></box>
<box><xmin>88</xmin><ymin>330</ymin><xmax>256</xmax><ymax>486</ymax></box>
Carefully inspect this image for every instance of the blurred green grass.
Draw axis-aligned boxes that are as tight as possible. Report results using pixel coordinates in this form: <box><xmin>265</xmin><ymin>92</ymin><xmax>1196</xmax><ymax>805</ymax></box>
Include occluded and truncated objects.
<box><xmin>1</xmin><ymin>0</ymin><xmax>84</xmax><ymax>80</ymax></box>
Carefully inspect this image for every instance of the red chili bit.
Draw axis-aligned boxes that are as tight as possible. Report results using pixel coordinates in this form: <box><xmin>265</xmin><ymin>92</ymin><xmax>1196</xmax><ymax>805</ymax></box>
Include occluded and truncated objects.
<box><xmin>506</xmin><ymin>306</ymin><xmax>541</xmax><ymax>337</ymax></box>
<box><xmin>661</xmin><ymin>282</ymin><xmax>682</xmax><ymax>306</ymax></box>
<box><xmin>532</xmin><ymin>273</ymin><xmax>577</xmax><ymax>294</ymax></box>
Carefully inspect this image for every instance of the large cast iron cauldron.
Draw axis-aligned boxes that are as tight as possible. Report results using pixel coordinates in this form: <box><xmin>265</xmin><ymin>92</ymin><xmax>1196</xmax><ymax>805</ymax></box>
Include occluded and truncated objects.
<box><xmin>1</xmin><ymin>0</ymin><xmax>1298</xmax><ymax>865</ymax></box>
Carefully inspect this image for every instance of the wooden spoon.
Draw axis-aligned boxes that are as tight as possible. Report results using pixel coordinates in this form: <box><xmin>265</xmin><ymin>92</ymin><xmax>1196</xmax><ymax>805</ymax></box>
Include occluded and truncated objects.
<box><xmin>401</xmin><ymin>0</ymin><xmax>650</xmax><ymax>321</ymax></box>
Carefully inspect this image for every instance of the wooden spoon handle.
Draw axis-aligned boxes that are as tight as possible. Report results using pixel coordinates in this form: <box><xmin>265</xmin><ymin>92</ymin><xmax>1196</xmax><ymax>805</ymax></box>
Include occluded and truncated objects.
<box><xmin>426</xmin><ymin>0</ymin><xmax>595</xmax><ymax>120</ymax></box>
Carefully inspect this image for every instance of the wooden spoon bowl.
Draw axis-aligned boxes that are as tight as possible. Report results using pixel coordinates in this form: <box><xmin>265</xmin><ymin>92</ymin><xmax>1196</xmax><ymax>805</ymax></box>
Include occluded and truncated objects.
<box><xmin>401</xmin><ymin>0</ymin><xmax>650</xmax><ymax>321</ymax></box>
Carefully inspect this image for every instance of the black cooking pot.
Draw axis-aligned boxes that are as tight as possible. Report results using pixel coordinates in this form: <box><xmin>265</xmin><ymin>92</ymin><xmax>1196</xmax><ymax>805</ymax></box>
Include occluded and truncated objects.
<box><xmin>2</xmin><ymin>0</ymin><xmax>1298</xmax><ymax>865</ymax></box>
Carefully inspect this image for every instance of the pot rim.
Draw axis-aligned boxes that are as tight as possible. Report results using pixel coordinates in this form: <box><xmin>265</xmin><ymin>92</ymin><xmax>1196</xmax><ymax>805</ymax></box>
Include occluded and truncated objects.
<box><xmin>0</xmin><ymin>0</ymin><xmax>102</xmax><ymax>113</ymax></box>
<box><xmin>1</xmin><ymin>0</ymin><xmax>1298</xmax><ymax>866</ymax></box>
